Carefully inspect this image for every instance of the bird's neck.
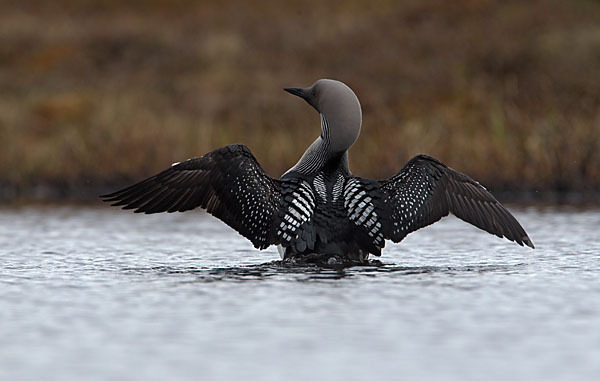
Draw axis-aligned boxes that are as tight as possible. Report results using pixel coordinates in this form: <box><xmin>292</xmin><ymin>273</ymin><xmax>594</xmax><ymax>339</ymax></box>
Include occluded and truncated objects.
<box><xmin>282</xmin><ymin>136</ymin><xmax>350</xmax><ymax>178</ymax></box>
<box><xmin>321</xmin><ymin>112</ymin><xmax>361</xmax><ymax>156</ymax></box>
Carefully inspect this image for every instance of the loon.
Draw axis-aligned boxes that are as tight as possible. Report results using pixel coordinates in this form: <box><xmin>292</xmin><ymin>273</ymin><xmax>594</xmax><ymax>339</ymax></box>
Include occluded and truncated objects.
<box><xmin>102</xmin><ymin>79</ymin><xmax>534</xmax><ymax>265</ymax></box>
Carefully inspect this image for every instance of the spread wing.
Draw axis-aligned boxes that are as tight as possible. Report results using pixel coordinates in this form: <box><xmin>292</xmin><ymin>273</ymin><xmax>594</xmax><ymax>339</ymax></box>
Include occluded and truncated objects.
<box><xmin>101</xmin><ymin>144</ymin><xmax>282</xmax><ymax>249</ymax></box>
<box><xmin>379</xmin><ymin>155</ymin><xmax>534</xmax><ymax>248</ymax></box>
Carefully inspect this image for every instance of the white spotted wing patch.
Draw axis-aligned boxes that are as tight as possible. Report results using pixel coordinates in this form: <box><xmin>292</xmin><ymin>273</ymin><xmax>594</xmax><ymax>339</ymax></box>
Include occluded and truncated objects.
<box><xmin>234</xmin><ymin>165</ymin><xmax>277</xmax><ymax>245</ymax></box>
<box><xmin>343</xmin><ymin>179</ymin><xmax>384</xmax><ymax>246</ymax></box>
<box><xmin>277</xmin><ymin>181</ymin><xmax>316</xmax><ymax>242</ymax></box>
<box><xmin>381</xmin><ymin>161</ymin><xmax>435</xmax><ymax>238</ymax></box>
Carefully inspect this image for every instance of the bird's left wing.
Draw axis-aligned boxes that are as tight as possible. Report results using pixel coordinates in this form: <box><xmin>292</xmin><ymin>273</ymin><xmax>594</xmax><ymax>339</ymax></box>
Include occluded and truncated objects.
<box><xmin>101</xmin><ymin>144</ymin><xmax>282</xmax><ymax>249</ymax></box>
<box><xmin>379</xmin><ymin>155</ymin><xmax>534</xmax><ymax>248</ymax></box>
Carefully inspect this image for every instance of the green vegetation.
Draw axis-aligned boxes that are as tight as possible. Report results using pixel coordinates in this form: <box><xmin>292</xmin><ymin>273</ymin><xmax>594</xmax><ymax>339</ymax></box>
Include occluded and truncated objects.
<box><xmin>1</xmin><ymin>0</ymin><xmax>599</xmax><ymax>200</ymax></box>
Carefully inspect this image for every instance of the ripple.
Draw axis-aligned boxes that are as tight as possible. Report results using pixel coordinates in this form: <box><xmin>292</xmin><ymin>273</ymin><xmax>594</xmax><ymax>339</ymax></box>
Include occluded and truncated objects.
<box><xmin>119</xmin><ymin>261</ymin><xmax>528</xmax><ymax>283</ymax></box>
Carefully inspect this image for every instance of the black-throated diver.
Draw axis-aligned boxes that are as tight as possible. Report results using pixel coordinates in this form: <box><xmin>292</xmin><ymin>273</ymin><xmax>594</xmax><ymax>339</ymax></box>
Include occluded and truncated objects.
<box><xmin>102</xmin><ymin>79</ymin><xmax>534</xmax><ymax>264</ymax></box>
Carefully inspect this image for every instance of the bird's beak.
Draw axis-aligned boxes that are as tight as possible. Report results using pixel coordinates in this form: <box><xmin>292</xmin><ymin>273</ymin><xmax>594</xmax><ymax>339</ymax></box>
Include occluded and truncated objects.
<box><xmin>283</xmin><ymin>87</ymin><xmax>308</xmax><ymax>99</ymax></box>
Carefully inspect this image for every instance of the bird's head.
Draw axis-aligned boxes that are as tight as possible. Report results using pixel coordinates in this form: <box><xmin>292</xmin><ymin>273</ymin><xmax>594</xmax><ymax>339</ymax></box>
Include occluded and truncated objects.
<box><xmin>284</xmin><ymin>79</ymin><xmax>362</xmax><ymax>154</ymax></box>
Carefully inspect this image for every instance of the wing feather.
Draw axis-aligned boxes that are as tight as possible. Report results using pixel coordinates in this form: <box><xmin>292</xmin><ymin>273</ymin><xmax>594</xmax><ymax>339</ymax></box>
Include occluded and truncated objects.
<box><xmin>101</xmin><ymin>144</ymin><xmax>281</xmax><ymax>249</ymax></box>
<box><xmin>380</xmin><ymin>155</ymin><xmax>534</xmax><ymax>248</ymax></box>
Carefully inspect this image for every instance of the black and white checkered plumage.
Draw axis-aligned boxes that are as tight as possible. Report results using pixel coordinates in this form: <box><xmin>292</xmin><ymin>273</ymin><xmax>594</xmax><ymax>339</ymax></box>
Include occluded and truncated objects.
<box><xmin>275</xmin><ymin>165</ymin><xmax>389</xmax><ymax>262</ymax></box>
<box><xmin>102</xmin><ymin>79</ymin><xmax>533</xmax><ymax>265</ymax></box>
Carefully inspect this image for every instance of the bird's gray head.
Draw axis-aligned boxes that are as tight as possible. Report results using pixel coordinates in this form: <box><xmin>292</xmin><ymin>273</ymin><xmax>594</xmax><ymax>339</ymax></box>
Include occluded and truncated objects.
<box><xmin>284</xmin><ymin>79</ymin><xmax>362</xmax><ymax>154</ymax></box>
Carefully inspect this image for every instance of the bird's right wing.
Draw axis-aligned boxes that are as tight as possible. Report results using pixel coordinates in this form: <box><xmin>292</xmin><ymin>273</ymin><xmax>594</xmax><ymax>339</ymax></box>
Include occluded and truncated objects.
<box><xmin>101</xmin><ymin>144</ymin><xmax>282</xmax><ymax>249</ymax></box>
<box><xmin>379</xmin><ymin>155</ymin><xmax>534</xmax><ymax>248</ymax></box>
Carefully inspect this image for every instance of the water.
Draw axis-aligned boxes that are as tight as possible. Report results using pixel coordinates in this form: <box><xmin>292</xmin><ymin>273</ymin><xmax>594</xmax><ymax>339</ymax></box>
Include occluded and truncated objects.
<box><xmin>0</xmin><ymin>205</ymin><xmax>599</xmax><ymax>381</ymax></box>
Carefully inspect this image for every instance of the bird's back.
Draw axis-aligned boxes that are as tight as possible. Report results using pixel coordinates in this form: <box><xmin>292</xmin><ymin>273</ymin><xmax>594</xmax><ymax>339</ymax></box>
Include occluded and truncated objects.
<box><xmin>277</xmin><ymin>165</ymin><xmax>387</xmax><ymax>262</ymax></box>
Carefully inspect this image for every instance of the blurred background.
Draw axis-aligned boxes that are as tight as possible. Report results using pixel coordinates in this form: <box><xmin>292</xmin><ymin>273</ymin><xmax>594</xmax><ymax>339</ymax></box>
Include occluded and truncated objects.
<box><xmin>1</xmin><ymin>0</ymin><xmax>599</xmax><ymax>203</ymax></box>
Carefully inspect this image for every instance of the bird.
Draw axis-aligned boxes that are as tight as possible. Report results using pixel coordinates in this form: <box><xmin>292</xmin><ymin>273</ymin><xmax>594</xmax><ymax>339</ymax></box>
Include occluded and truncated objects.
<box><xmin>101</xmin><ymin>79</ymin><xmax>534</xmax><ymax>266</ymax></box>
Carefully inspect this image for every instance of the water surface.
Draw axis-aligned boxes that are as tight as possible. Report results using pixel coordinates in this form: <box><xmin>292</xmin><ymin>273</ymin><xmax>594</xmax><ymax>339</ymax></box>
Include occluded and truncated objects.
<box><xmin>1</xmin><ymin>205</ymin><xmax>599</xmax><ymax>380</ymax></box>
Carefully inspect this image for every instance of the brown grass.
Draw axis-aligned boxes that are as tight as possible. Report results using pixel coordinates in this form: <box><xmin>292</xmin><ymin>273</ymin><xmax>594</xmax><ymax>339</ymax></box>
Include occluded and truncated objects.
<box><xmin>1</xmin><ymin>0</ymin><xmax>599</xmax><ymax>200</ymax></box>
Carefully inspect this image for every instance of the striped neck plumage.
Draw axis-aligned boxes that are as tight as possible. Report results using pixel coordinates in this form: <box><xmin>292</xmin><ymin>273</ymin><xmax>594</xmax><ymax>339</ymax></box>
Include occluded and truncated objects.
<box><xmin>282</xmin><ymin>114</ymin><xmax>348</xmax><ymax>177</ymax></box>
<box><xmin>320</xmin><ymin>113</ymin><xmax>331</xmax><ymax>142</ymax></box>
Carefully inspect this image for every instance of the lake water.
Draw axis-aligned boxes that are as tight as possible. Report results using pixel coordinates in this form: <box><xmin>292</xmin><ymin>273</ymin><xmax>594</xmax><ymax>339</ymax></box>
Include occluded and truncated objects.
<box><xmin>0</xmin><ymin>205</ymin><xmax>599</xmax><ymax>381</ymax></box>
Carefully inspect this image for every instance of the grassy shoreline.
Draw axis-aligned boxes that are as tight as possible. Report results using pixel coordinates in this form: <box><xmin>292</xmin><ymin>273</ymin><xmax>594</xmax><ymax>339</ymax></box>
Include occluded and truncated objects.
<box><xmin>2</xmin><ymin>181</ymin><xmax>599</xmax><ymax>207</ymax></box>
